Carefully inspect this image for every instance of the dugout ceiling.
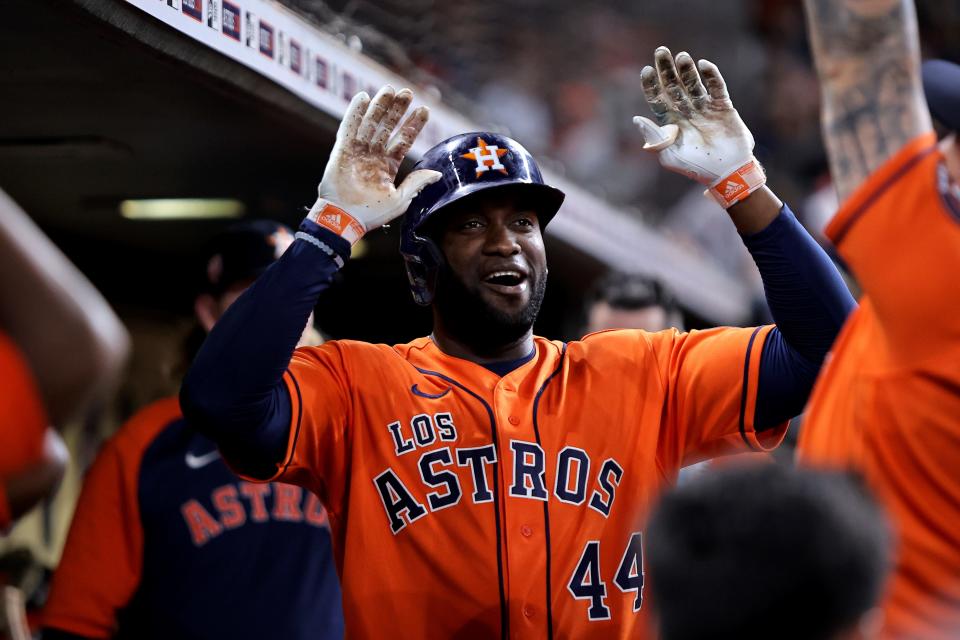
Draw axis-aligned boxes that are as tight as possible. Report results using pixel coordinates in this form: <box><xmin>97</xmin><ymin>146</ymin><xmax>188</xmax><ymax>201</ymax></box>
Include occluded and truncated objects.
<box><xmin>0</xmin><ymin>0</ymin><xmax>616</xmax><ymax>341</ymax></box>
<box><xmin>0</xmin><ymin>0</ymin><xmax>332</xmax><ymax>304</ymax></box>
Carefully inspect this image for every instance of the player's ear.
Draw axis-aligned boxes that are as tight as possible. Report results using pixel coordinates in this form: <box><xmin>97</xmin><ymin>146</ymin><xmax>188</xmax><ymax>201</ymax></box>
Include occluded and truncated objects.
<box><xmin>194</xmin><ymin>294</ymin><xmax>219</xmax><ymax>333</ymax></box>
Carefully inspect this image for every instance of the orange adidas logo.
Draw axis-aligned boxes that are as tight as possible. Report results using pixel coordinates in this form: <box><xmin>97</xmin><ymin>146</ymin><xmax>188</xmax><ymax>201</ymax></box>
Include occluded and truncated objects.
<box><xmin>313</xmin><ymin>203</ymin><xmax>363</xmax><ymax>237</ymax></box>
<box><xmin>722</xmin><ymin>179</ymin><xmax>746</xmax><ymax>198</ymax></box>
<box><xmin>320</xmin><ymin>212</ymin><xmax>342</xmax><ymax>227</ymax></box>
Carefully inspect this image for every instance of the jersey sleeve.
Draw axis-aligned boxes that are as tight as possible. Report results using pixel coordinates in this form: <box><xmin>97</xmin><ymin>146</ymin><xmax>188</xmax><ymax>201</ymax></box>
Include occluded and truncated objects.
<box><xmin>43</xmin><ymin>440</ymin><xmax>144</xmax><ymax>638</ymax></box>
<box><xmin>648</xmin><ymin>325</ymin><xmax>788</xmax><ymax>468</ymax></box>
<box><xmin>0</xmin><ymin>332</ymin><xmax>48</xmax><ymax>477</ymax></box>
<box><xmin>243</xmin><ymin>341</ymin><xmax>353</xmax><ymax>517</ymax></box>
<box><xmin>825</xmin><ymin>132</ymin><xmax>960</xmax><ymax>361</ymax></box>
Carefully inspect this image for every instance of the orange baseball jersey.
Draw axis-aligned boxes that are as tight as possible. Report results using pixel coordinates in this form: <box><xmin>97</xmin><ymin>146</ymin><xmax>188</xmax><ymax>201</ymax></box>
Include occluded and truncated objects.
<box><xmin>800</xmin><ymin>133</ymin><xmax>960</xmax><ymax>639</ymax></box>
<box><xmin>250</xmin><ymin>326</ymin><xmax>786</xmax><ymax>638</ymax></box>
<box><xmin>0</xmin><ymin>331</ymin><xmax>48</xmax><ymax>529</ymax></box>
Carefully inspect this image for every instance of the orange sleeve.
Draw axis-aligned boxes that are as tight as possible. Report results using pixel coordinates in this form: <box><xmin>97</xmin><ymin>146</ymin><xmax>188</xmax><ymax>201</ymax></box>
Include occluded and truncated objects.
<box><xmin>41</xmin><ymin>399</ymin><xmax>179</xmax><ymax>638</ymax></box>
<box><xmin>826</xmin><ymin>132</ymin><xmax>960</xmax><ymax>360</ymax></box>
<box><xmin>241</xmin><ymin>341</ymin><xmax>352</xmax><ymax>517</ymax></box>
<box><xmin>649</xmin><ymin>325</ymin><xmax>787</xmax><ymax>468</ymax></box>
<box><xmin>0</xmin><ymin>332</ymin><xmax>48</xmax><ymax>476</ymax></box>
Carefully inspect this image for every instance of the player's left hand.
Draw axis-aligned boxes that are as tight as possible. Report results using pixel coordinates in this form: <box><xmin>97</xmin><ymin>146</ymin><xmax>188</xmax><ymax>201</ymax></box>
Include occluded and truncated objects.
<box><xmin>633</xmin><ymin>47</ymin><xmax>766</xmax><ymax>208</ymax></box>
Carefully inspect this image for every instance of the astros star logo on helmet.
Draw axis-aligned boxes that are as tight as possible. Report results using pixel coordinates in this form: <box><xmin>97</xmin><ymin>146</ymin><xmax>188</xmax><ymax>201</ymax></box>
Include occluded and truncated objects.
<box><xmin>462</xmin><ymin>137</ymin><xmax>509</xmax><ymax>177</ymax></box>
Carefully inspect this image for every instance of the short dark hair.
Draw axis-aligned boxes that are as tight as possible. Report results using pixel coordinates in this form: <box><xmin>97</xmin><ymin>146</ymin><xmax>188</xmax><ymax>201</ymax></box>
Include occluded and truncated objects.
<box><xmin>646</xmin><ymin>464</ymin><xmax>891</xmax><ymax>640</ymax></box>
<box><xmin>588</xmin><ymin>272</ymin><xmax>675</xmax><ymax>312</ymax></box>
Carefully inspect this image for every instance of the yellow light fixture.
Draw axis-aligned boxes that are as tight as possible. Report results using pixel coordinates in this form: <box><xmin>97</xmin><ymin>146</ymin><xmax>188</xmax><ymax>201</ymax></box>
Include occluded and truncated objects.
<box><xmin>119</xmin><ymin>198</ymin><xmax>245</xmax><ymax>220</ymax></box>
<box><xmin>350</xmin><ymin>238</ymin><xmax>368</xmax><ymax>259</ymax></box>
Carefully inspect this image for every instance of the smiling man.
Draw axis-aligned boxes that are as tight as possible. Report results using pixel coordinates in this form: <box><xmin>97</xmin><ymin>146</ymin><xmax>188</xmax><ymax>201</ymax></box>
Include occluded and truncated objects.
<box><xmin>181</xmin><ymin>52</ymin><xmax>854</xmax><ymax>639</ymax></box>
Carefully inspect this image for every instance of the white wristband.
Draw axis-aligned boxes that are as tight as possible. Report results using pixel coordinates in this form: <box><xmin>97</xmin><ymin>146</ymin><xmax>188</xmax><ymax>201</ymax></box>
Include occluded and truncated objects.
<box><xmin>704</xmin><ymin>158</ymin><xmax>766</xmax><ymax>209</ymax></box>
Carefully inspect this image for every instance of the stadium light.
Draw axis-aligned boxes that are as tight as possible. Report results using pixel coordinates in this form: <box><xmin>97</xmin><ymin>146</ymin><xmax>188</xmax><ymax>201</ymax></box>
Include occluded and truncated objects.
<box><xmin>119</xmin><ymin>198</ymin><xmax>245</xmax><ymax>220</ymax></box>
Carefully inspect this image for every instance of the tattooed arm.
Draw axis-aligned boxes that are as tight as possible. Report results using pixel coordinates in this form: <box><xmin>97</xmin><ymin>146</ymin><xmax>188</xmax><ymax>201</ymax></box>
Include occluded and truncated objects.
<box><xmin>803</xmin><ymin>0</ymin><xmax>932</xmax><ymax>202</ymax></box>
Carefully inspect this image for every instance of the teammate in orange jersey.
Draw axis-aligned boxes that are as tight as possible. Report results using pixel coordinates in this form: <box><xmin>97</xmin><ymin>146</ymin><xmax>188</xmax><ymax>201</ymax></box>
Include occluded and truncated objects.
<box><xmin>181</xmin><ymin>51</ymin><xmax>855</xmax><ymax>638</ymax></box>
<box><xmin>43</xmin><ymin>222</ymin><xmax>343</xmax><ymax>640</ymax></box>
<box><xmin>800</xmin><ymin>2</ymin><xmax>960</xmax><ymax>637</ymax></box>
<box><xmin>0</xmin><ymin>332</ymin><xmax>64</xmax><ymax>531</ymax></box>
<box><xmin>0</xmin><ymin>189</ymin><xmax>129</xmax><ymax>429</ymax></box>
<box><xmin>0</xmin><ymin>187</ymin><xmax>128</xmax><ymax>530</ymax></box>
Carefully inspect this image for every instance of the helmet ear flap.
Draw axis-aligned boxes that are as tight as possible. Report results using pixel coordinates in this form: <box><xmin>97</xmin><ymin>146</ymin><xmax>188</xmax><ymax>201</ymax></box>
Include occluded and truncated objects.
<box><xmin>403</xmin><ymin>235</ymin><xmax>445</xmax><ymax>306</ymax></box>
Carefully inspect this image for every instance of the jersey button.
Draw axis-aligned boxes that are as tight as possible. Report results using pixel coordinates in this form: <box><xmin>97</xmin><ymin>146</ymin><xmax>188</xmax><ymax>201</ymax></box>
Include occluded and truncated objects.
<box><xmin>523</xmin><ymin>605</ymin><xmax>534</xmax><ymax>618</ymax></box>
<box><xmin>521</xmin><ymin>524</ymin><xmax>533</xmax><ymax>537</ymax></box>
<box><xmin>508</xmin><ymin>415</ymin><xmax>520</xmax><ymax>426</ymax></box>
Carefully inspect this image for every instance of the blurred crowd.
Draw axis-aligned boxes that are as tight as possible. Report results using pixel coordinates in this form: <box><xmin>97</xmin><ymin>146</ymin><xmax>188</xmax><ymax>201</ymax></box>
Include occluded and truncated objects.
<box><xmin>298</xmin><ymin>0</ymin><xmax>960</xmax><ymax>282</ymax></box>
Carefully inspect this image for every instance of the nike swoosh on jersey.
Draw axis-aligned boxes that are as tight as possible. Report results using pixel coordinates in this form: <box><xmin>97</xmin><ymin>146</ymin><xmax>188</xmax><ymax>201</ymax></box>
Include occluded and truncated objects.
<box><xmin>411</xmin><ymin>384</ymin><xmax>451</xmax><ymax>399</ymax></box>
<box><xmin>185</xmin><ymin>450</ymin><xmax>221</xmax><ymax>469</ymax></box>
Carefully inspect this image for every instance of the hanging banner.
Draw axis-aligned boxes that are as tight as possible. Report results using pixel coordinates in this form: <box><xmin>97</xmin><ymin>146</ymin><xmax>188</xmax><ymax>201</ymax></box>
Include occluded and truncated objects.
<box><xmin>123</xmin><ymin>0</ymin><xmax>473</xmax><ymax>153</ymax></box>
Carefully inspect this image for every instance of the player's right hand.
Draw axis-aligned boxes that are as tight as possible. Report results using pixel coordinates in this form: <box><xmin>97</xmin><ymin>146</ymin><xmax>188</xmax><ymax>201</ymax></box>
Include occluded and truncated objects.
<box><xmin>307</xmin><ymin>86</ymin><xmax>442</xmax><ymax>244</ymax></box>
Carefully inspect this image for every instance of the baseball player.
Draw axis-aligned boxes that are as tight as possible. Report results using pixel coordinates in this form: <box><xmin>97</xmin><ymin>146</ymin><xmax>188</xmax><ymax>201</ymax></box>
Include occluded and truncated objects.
<box><xmin>43</xmin><ymin>222</ymin><xmax>343</xmax><ymax>640</ymax></box>
<box><xmin>0</xmin><ymin>187</ymin><xmax>127</xmax><ymax>531</ymax></box>
<box><xmin>799</xmin><ymin>1</ymin><xmax>960</xmax><ymax>637</ymax></box>
<box><xmin>0</xmin><ymin>332</ymin><xmax>63</xmax><ymax>532</ymax></box>
<box><xmin>181</xmin><ymin>50</ymin><xmax>854</xmax><ymax>638</ymax></box>
<box><xmin>584</xmin><ymin>273</ymin><xmax>682</xmax><ymax>334</ymax></box>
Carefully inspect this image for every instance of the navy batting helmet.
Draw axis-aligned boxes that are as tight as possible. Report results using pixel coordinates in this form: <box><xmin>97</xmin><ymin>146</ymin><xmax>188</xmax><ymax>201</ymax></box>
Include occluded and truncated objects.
<box><xmin>923</xmin><ymin>59</ymin><xmax>960</xmax><ymax>133</ymax></box>
<box><xmin>399</xmin><ymin>132</ymin><xmax>565</xmax><ymax>305</ymax></box>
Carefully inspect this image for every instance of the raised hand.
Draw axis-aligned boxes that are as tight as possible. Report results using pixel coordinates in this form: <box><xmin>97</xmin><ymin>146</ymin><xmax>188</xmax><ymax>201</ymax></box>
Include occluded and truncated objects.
<box><xmin>633</xmin><ymin>47</ymin><xmax>765</xmax><ymax>208</ymax></box>
<box><xmin>309</xmin><ymin>86</ymin><xmax>442</xmax><ymax>244</ymax></box>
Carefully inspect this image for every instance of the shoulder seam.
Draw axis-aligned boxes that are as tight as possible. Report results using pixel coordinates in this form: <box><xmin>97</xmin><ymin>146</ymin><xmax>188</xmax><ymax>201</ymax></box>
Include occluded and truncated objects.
<box><xmin>112</xmin><ymin>396</ymin><xmax>182</xmax><ymax>452</ymax></box>
<box><xmin>830</xmin><ymin>140</ymin><xmax>938</xmax><ymax>245</ymax></box>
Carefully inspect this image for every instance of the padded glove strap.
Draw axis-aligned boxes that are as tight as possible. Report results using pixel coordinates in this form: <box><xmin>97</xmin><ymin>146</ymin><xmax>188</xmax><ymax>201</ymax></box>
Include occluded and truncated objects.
<box><xmin>705</xmin><ymin>158</ymin><xmax>766</xmax><ymax>208</ymax></box>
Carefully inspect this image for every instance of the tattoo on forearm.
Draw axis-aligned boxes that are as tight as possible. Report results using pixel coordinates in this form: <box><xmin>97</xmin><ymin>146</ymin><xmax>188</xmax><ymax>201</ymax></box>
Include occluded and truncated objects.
<box><xmin>827</xmin><ymin>63</ymin><xmax>915</xmax><ymax>186</ymax></box>
<box><xmin>804</xmin><ymin>0</ymin><xmax>931</xmax><ymax>201</ymax></box>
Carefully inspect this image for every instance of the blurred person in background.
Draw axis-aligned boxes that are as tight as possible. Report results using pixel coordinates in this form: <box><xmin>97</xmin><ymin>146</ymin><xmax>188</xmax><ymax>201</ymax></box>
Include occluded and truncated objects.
<box><xmin>799</xmin><ymin>0</ymin><xmax>960</xmax><ymax>636</ymax></box>
<box><xmin>42</xmin><ymin>221</ymin><xmax>343</xmax><ymax>640</ymax></box>
<box><xmin>0</xmin><ymin>187</ymin><xmax>129</xmax><ymax>531</ymax></box>
<box><xmin>647</xmin><ymin>464</ymin><xmax>891</xmax><ymax>640</ymax></box>
<box><xmin>0</xmin><ymin>187</ymin><xmax>128</xmax><ymax>638</ymax></box>
<box><xmin>584</xmin><ymin>271</ymin><xmax>683</xmax><ymax>335</ymax></box>
<box><xmin>0</xmin><ymin>336</ymin><xmax>67</xmax><ymax>536</ymax></box>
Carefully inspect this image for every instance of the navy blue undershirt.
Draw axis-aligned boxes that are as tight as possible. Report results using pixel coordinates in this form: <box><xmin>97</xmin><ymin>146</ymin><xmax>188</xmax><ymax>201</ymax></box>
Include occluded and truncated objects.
<box><xmin>181</xmin><ymin>204</ymin><xmax>854</xmax><ymax>473</ymax></box>
<box><xmin>744</xmin><ymin>206</ymin><xmax>856</xmax><ymax>428</ymax></box>
<box><xmin>182</xmin><ymin>219</ymin><xmax>349</xmax><ymax>477</ymax></box>
<box><xmin>482</xmin><ymin>348</ymin><xmax>537</xmax><ymax>376</ymax></box>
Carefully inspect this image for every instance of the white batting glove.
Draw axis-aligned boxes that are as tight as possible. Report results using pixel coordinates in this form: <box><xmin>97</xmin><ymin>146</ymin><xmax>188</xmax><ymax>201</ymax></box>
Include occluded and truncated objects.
<box><xmin>307</xmin><ymin>86</ymin><xmax>442</xmax><ymax>244</ymax></box>
<box><xmin>633</xmin><ymin>47</ymin><xmax>765</xmax><ymax>208</ymax></box>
